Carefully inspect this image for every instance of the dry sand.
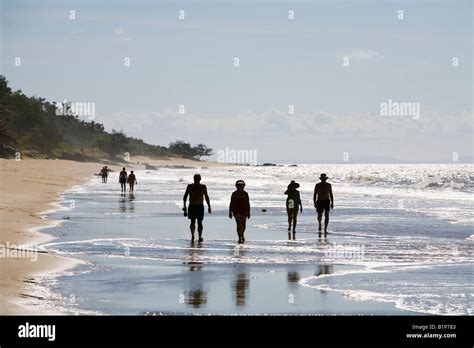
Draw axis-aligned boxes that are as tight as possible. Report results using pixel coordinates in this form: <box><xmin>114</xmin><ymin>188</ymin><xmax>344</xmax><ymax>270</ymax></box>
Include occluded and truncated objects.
<box><xmin>0</xmin><ymin>156</ymin><xmax>221</xmax><ymax>314</ymax></box>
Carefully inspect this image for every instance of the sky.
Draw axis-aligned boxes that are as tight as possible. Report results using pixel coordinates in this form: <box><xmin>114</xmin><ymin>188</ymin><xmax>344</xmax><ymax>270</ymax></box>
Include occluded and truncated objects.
<box><xmin>1</xmin><ymin>0</ymin><xmax>472</xmax><ymax>163</ymax></box>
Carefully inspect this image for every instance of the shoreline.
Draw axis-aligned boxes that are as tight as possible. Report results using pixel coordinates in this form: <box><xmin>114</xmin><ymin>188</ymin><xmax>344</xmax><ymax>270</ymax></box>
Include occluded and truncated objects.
<box><xmin>3</xmin><ymin>159</ymin><xmax>469</xmax><ymax>315</ymax></box>
<box><xmin>0</xmin><ymin>156</ymin><xmax>221</xmax><ymax>314</ymax></box>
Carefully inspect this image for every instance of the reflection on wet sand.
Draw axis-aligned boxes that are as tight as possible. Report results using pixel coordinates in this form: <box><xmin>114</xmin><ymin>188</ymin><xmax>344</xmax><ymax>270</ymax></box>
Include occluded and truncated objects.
<box><xmin>118</xmin><ymin>194</ymin><xmax>135</xmax><ymax>213</ymax></box>
<box><xmin>232</xmin><ymin>272</ymin><xmax>250</xmax><ymax>307</ymax></box>
<box><xmin>316</xmin><ymin>265</ymin><xmax>333</xmax><ymax>277</ymax></box>
<box><xmin>318</xmin><ymin>233</ymin><xmax>329</xmax><ymax>244</ymax></box>
<box><xmin>187</xmin><ymin>241</ymin><xmax>203</xmax><ymax>271</ymax></box>
<box><xmin>119</xmin><ymin>196</ymin><xmax>127</xmax><ymax>213</ymax></box>
<box><xmin>315</xmin><ymin>265</ymin><xmax>333</xmax><ymax>295</ymax></box>
<box><xmin>233</xmin><ymin>244</ymin><xmax>246</xmax><ymax>259</ymax></box>
<box><xmin>287</xmin><ymin>271</ymin><xmax>300</xmax><ymax>285</ymax></box>
<box><xmin>185</xmin><ymin>289</ymin><xmax>207</xmax><ymax>308</ymax></box>
<box><xmin>128</xmin><ymin>194</ymin><xmax>135</xmax><ymax>212</ymax></box>
<box><xmin>183</xmin><ymin>242</ymin><xmax>207</xmax><ymax>308</ymax></box>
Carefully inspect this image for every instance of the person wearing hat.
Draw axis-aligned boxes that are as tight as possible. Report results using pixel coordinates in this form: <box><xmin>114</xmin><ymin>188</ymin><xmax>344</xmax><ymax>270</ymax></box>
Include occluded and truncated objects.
<box><xmin>229</xmin><ymin>180</ymin><xmax>251</xmax><ymax>244</ymax></box>
<box><xmin>183</xmin><ymin>174</ymin><xmax>212</xmax><ymax>242</ymax></box>
<box><xmin>313</xmin><ymin>173</ymin><xmax>334</xmax><ymax>234</ymax></box>
<box><xmin>284</xmin><ymin>180</ymin><xmax>303</xmax><ymax>238</ymax></box>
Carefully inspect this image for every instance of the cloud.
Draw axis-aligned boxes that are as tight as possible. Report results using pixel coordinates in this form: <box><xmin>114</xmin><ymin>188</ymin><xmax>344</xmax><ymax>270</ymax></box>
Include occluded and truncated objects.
<box><xmin>100</xmin><ymin>108</ymin><xmax>472</xmax><ymax>142</ymax></box>
<box><xmin>344</xmin><ymin>49</ymin><xmax>383</xmax><ymax>61</ymax></box>
<box><xmin>113</xmin><ymin>26</ymin><xmax>131</xmax><ymax>41</ymax></box>
<box><xmin>114</xmin><ymin>27</ymin><xmax>125</xmax><ymax>35</ymax></box>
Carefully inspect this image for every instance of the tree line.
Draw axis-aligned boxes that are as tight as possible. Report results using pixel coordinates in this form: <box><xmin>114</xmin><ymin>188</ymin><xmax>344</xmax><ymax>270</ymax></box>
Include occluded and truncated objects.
<box><xmin>0</xmin><ymin>76</ymin><xmax>212</xmax><ymax>161</ymax></box>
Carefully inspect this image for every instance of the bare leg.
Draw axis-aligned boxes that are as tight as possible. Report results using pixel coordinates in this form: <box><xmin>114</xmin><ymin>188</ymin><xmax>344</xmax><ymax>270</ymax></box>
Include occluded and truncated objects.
<box><xmin>235</xmin><ymin>215</ymin><xmax>242</xmax><ymax>242</ymax></box>
<box><xmin>197</xmin><ymin>220</ymin><xmax>203</xmax><ymax>242</ymax></box>
<box><xmin>241</xmin><ymin>216</ymin><xmax>247</xmax><ymax>242</ymax></box>
<box><xmin>234</xmin><ymin>214</ymin><xmax>244</xmax><ymax>243</ymax></box>
<box><xmin>190</xmin><ymin>218</ymin><xmax>196</xmax><ymax>241</ymax></box>
<box><xmin>287</xmin><ymin>211</ymin><xmax>292</xmax><ymax>231</ymax></box>
<box><xmin>324</xmin><ymin>211</ymin><xmax>329</xmax><ymax>233</ymax></box>
<box><xmin>317</xmin><ymin>212</ymin><xmax>323</xmax><ymax>232</ymax></box>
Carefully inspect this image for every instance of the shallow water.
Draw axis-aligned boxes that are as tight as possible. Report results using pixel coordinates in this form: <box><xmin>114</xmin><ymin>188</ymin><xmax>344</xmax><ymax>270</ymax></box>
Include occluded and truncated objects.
<box><xmin>39</xmin><ymin>164</ymin><xmax>473</xmax><ymax>315</ymax></box>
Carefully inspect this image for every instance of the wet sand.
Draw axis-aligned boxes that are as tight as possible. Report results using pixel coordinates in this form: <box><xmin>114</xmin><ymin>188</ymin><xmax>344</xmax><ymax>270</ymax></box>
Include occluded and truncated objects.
<box><xmin>0</xmin><ymin>157</ymin><xmax>219</xmax><ymax>314</ymax></box>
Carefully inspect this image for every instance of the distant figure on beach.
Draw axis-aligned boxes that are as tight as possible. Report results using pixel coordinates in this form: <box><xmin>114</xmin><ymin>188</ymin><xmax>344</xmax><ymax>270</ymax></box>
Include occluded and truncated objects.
<box><xmin>101</xmin><ymin>166</ymin><xmax>108</xmax><ymax>183</ymax></box>
<box><xmin>313</xmin><ymin>173</ymin><xmax>334</xmax><ymax>235</ymax></box>
<box><xmin>128</xmin><ymin>171</ymin><xmax>137</xmax><ymax>193</ymax></box>
<box><xmin>183</xmin><ymin>174</ymin><xmax>212</xmax><ymax>242</ymax></box>
<box><xmin>229</xmin><ymin>180</ymin><xmax>251</xmax><ymax>244</ymax></box>
<box><xmin>119</xmin><ymin>167</ymin><xmax>128</xmax><ymax>193</ymax></box>
<box><xmin>285</xmin><ymin>180</ymin><xmax>302</xmax><ymax>239</ymax></box>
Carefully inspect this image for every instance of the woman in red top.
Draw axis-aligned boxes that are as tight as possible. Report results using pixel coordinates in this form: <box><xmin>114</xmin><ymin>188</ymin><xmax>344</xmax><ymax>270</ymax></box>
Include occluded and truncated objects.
<box><xmin>229</xmin><ymin>180</ymin><xmax>251</xmax><ymax>244</ymax></box>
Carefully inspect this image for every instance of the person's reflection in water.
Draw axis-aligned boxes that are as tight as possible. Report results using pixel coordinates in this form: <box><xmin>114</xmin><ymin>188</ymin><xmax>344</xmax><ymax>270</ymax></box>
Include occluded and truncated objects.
<box><xmin>233</xmin><ymin>244</ymin><xmax>247</xmax><ymax>259</ymax></box>
<box><xmin>185</xmin><ymin>289</ymin><xmax>207</xmax><ymax>308</ymax></box>
<box><xmin>187</xmin><ymin>241</ymin><xmax>204</xmax><ymax>272</ymax></box>
<box><xmin>287</xmin><ymin>271</ymin><xmax>300</xmax><ymax>287</ymax></box>
<box><xmin>128</xmin><ymin>193</ymin><xmax>135</xmax><ymax>213</ymax></box>
<box><xmin>232</xmin><ymin>272</ymin><xmax>250</xmax><ymax>307</ymax></box>
<box><xmin>316</xmin><ymin>264</ymin><xmax>333</xmax><ymax>277</ymax></box>
<box><xmin>119</xmin><ymin>196</ymin><xmax>127</xmax><ymax>213</ymax></box>
<box><xmin>318</xmin><ymin>232</ymin><xmax>328</xmax><ymax>244</ymax></box>
<box><xmin>183</xmin><ymin>242</ymin><xmax>207</xmax><ymax>308</ymax></box>
<box><xmin>315</xmin><ymin>265</ymin><xmax>333</xmax><ymax>295</ymax></box>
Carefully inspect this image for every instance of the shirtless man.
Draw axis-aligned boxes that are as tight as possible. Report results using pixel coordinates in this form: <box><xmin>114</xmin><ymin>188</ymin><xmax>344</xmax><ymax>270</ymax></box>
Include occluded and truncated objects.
<box><xmin>119</xmin><ymin>167</ymin><xmax>128</xmax><ymax>193</ymax></box>
<box><xmin>183</xmin><ymin>174</ymin><xmax>211</xmax><ymax>242</ymax></box>
<box><xmin>313</xmin><ymin>173</ymin><xmax>334</xmax><ymax>235</ymax></box>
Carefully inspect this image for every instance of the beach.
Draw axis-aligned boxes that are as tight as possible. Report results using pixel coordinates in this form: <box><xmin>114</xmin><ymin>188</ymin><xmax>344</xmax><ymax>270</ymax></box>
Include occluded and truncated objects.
<box><xmin>9</xmin><ymin>162</ymin><xmax>471</xmax><ymax>316</ymax></box>
<box><xmin>0</xmin><ymin>156</ymin><xmax>218</xmax><ymax>314</ymax></box>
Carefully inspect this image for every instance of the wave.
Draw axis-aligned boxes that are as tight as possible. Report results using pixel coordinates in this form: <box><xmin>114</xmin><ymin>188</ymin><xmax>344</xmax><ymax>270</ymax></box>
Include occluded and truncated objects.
<box><xmin>300</xmin><ymin>263</ymin><xmax>473</xmax><ymax>315</ymax></box>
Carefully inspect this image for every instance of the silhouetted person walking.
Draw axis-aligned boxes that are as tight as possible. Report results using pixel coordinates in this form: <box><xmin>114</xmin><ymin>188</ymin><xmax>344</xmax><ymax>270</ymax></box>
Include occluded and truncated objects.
<box><xmin>183</xmin><ymin>174</ymin><xmax>211</xmax><ymax>242</ymax></box>
<box><xmin>128</xmin><ymin>171</ymin><xmax>137</xmax><ymax>193</ymax></box>
<box><xmin>285</xmin><ymin>180</ymin><xmax>302</xmax><ymax>239</ymax></box>
<box><xmin>101</xmin><ymin>166</ymin><xmax>108</xmax><ymax>183</ymax></box>
<box><xmin>313</xmin><ymin>173</ymin><xmax>333</xmax><ymax>235</ymax></box>
<box><xmin>229</xmin><ymin>180</ymin><xmax>250</xmax><ymax>244</ymax></box>
<box><xmin>119</xmin><ymin>167</ymin><xmax>127</xmax><ymax>193</ymax></box>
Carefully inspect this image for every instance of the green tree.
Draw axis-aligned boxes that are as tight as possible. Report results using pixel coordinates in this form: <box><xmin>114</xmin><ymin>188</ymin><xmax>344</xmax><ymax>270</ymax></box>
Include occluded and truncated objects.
<box><xmin>192</xmin><ymin>143</ymin><xmax>213</xmax><ymax>160</ymax></box>
<box><xmin>169</xmin><ymin>140</ymin><xmax>194</xmax><ymax>157</ymax></box>
<box><xmin>0</xmin><ymin>118</ymin><xmax>17</xmax><ymax>157</ymax></box>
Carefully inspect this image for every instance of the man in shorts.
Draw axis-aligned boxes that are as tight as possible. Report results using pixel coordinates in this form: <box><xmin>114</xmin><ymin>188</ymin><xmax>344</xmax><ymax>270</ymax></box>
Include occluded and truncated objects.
<box><xmin>313</xmin><ymin>173</ymin><xmax>334</xmax><ymax>235</ymax></box>
<box><xmin>183</xmin><ymin>174</ymin><xmax>211</xmax><ymax>242</ymax></box>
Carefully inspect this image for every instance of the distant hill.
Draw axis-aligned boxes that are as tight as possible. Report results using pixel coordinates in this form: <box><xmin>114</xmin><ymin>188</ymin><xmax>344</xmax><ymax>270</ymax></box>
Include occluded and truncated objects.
<box><xmin>0</xmin><ymin>76</ymin><xmax>212</xmax><ymax>162</ymax></box>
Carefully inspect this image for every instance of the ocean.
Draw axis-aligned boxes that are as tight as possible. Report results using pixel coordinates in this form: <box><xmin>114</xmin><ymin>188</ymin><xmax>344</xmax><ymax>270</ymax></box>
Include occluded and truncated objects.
<box><xmin>35</xmin><ymin>164</ymin><xmax>473</xmax><ymax>315</ymax></box>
